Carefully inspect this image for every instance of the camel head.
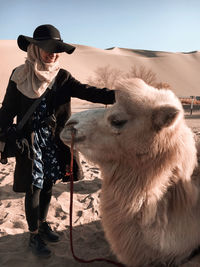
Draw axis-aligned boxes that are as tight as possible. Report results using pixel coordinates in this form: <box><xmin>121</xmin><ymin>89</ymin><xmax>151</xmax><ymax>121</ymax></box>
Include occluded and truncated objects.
<box><xmin>60</xmin><ymin>78</ymin><xmax>185</xmax><ymax>168</ymax></box>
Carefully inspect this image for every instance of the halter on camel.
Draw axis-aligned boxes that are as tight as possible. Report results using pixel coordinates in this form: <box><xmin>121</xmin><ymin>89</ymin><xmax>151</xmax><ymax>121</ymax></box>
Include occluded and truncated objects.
<box><xmin>67</xmin><ymin>131</ymin><xmax>123</xmax><ymax>266</ymax></box>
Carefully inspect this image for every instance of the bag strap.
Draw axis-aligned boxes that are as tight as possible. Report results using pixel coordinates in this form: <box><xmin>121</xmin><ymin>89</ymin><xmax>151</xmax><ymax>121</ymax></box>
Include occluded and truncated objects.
<box><xmin>16</xmin><ymin>88</ymin><xmax>51</xmax><ymax>132</ymax></box>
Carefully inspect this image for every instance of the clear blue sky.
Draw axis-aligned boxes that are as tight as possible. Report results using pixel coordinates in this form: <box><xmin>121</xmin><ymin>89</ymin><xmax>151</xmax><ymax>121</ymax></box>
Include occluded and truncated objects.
<box><xmin>1</xmin><ymin>0</ymin><xmax>200</xmax><ymax>52</ymax></box>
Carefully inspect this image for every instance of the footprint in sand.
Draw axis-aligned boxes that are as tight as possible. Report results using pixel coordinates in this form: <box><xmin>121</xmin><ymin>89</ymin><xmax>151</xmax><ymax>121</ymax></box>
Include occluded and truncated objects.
<box><xmin>6</xmin><ymin>201</ymin><xmax>12</xmax><ymax>208</ymax></box>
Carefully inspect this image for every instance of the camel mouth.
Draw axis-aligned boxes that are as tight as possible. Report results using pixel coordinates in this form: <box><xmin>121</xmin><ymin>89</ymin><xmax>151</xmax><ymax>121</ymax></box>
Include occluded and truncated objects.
<box><xmin>61</xmin><ymin>135</ymin><xmax>86</xmax><ymax>145</ymax></box>
<box><xmin>73</xmin><ymin>135</ymin><xmax>86</xmax><ymax>143</ymax></box>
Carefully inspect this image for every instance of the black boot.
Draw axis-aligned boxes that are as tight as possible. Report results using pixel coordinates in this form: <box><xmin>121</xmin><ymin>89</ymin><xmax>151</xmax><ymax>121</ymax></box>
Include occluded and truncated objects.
<box><xmin>39</xmin><ymin>221</ymin><xmax>59</xmax><ymax>242</ymax></box>
<box><xmin>29</xmin><ymin>233</ymin><xmax>51</xmax><ymax>257</ymax></box>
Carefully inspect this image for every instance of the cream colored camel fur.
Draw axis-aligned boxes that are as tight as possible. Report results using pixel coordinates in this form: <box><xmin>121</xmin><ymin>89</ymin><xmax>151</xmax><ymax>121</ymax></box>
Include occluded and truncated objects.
<box><xmin>60</xmin><ymin>78</ymin><xmax>200</xmax><ymax>267</ymax></box>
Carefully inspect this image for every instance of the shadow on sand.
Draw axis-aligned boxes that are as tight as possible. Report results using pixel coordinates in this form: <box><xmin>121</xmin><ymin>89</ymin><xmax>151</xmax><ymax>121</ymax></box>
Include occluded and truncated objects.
<box><xmin>0</xmin><ymin>220</ymin><xmax>119</xmax><ymax>267</ymax></box>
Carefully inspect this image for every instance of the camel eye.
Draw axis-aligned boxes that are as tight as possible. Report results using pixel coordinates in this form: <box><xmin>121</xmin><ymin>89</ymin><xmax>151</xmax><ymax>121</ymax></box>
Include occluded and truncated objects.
<box><xmin>110</xmin><ymin>119</ymin><xmax>127</xmax><ymax>128</ymax></box>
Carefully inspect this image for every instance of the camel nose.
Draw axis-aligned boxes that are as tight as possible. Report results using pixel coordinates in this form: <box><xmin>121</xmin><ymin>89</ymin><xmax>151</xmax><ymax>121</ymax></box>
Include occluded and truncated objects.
<box><xmin>65</xmin><ymin>119</ymin><xmax>78</xmax><ymax>134</ymax></box>
<box><xmin>66</xmin><ymin>119</ymin><xmax>78</xmax><ymax>127</ymax></box>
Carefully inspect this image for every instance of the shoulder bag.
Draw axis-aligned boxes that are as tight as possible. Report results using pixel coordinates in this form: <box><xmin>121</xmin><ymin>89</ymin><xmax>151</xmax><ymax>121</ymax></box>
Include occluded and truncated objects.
<box><xmin>0</xmin><ymin>88</ymin><xmax>50</xmax><ymax>161</ymax></box>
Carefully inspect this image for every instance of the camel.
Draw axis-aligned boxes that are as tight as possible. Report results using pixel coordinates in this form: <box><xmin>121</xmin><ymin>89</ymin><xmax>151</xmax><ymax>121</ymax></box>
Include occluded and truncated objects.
<box><xmin>60</xmin><ymin>78</ymin><xmax>200</xmax><ymax>267</ymax></box>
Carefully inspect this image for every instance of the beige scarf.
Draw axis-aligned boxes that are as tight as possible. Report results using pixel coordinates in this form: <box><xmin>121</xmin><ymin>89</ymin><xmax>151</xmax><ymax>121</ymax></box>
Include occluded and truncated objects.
<box><xmin>11</xmin><ymin>44</ymin><xmax>60</xmax><ymax>99</ymax></box>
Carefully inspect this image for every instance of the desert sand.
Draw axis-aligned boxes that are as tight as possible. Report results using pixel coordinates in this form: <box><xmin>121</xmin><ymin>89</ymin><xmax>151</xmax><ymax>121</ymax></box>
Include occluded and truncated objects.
<box><xmin>0</xmin><ymin>41</ymin><xmax>200</xmax><ymax>266</ymax></box>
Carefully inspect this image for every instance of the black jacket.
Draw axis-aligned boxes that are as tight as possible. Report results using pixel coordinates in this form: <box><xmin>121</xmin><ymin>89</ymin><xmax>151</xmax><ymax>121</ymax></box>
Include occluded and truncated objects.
<box><xmin>0</xmin><ymin>68</ymin><xmax>115</xmax><ymax>192</ymax></box>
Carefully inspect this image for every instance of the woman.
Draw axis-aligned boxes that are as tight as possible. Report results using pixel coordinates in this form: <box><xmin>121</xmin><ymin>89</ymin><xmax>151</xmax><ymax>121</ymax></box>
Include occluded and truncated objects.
<box><xmin>0</xmin><ymin>24</ymin><xmax>115</xmax><ymax>257</ymax></box>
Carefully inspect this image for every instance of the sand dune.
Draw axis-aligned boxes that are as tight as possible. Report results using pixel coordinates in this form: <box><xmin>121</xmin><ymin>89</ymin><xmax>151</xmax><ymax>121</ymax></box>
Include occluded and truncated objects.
<box><xmin>1</xmin><ymin>40</ymin><xmax>200</xmax><ymax>102</ymax></box>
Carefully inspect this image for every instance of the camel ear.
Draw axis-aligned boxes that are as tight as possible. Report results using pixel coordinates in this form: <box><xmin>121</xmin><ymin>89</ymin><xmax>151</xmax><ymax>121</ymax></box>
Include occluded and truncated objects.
<box><xmin>152</xmin><ymin>105</ymin><xmax>180</xmax><ymax>131</ymax></box>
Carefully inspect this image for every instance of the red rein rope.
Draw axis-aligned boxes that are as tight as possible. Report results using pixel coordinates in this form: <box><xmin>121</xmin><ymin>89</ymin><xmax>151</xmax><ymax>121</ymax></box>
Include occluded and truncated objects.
<box><xmin>68</xmin><ymin>131</ymin><xmax>123</xmax><ymax>266</ymax></box>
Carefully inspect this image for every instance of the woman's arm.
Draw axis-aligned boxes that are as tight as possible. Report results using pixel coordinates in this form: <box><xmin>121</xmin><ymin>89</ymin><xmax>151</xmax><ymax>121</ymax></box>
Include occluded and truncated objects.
<box><xmin>0</xmin><ymin>78</ymin><xmax>20</xmax><ymax>131</ymax></box>
<box><xmin>0</xmin><ymin>76</ymin><xmax>20</xmax><ymax>162</ymax></box>
<box><xmin>61</xmin><ymin>72</ymin><xmax>115</xmax><ymax>104</ymax></box>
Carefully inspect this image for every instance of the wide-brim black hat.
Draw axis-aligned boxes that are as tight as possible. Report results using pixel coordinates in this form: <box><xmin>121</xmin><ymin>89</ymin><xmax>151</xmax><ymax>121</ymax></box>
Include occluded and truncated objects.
<box><xmin>17</xmin><ymin>24</ymin><xmax>76</xmax><ymax>54</ymax></box>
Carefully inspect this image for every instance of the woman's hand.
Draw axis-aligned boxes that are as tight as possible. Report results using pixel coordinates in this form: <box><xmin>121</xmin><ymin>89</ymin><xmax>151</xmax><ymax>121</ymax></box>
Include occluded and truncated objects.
<box><xmin>0</xmin><ymin>141</ymin><xmax>5</xmax><ymax>152</ymax></box>
<box><xmin>0</xmin><ymin>153</ymin><xmax>8</xmax><ymax>164</ymax></box>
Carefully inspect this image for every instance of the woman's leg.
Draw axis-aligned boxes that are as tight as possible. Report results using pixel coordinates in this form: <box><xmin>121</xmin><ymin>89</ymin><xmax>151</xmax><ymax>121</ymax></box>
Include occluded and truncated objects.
<box><xmin>25</xmin><ymin>184</ymin><xmax>52</xmax><ymax>256</ymax></box>
<box><xmin>25</xmin><ymin>185</ymin><xmax>41</xmax><ymax>232</ymax></box>
<box><xmin>38</xmin><ymin>178</ymin><xmax>59</xmax><ymax>242</ymax></box>
<box><xmin>39</xmin><ymin>178</ymin><xmax>53</xmax><ymax>222</ymax></box>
